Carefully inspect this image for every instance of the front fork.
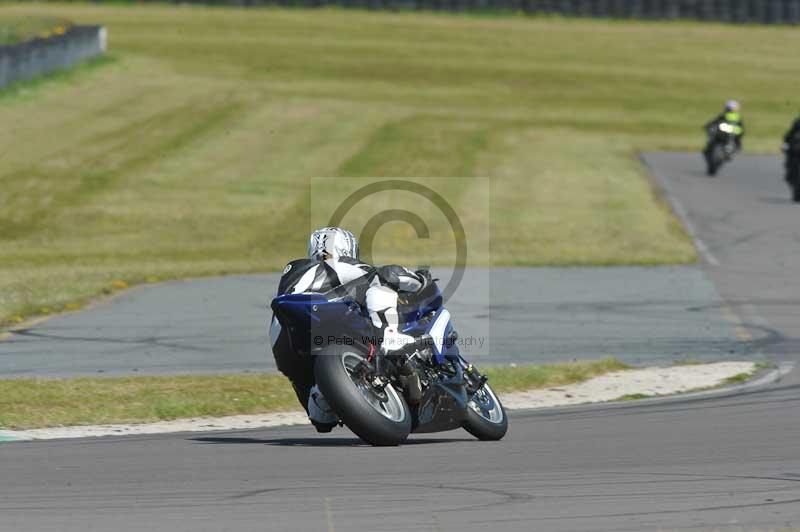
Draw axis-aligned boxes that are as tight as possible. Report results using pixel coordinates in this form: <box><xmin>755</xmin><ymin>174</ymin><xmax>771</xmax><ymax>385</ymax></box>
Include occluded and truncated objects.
<box><xmin>454</xmin><ymin>355</ymin><xmax>489</xmax><ymax>397</ymax></box>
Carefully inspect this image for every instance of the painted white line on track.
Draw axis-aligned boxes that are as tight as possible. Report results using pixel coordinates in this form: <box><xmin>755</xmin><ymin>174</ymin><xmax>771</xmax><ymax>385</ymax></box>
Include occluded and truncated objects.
<box><xmin>0</xmin><ymin>433</ymin><xmax>30</xmax><ymax>442</ymax></box>
<box><xmin>642</xmin><ymin>156</ymin><xmax>722</xmax><ymax>266</ymax></box>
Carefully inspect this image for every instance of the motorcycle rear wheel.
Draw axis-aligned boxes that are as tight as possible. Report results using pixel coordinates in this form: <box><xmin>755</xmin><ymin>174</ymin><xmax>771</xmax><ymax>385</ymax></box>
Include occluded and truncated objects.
<box><xmin>314</xmin><ymin>345</ymin><xmax>412</xmax><ymax>446</ymax></box>
<box><xmin>462</xmin><ymin>383</ymin><xmax>508</xmax><ymax>441</ymax></box>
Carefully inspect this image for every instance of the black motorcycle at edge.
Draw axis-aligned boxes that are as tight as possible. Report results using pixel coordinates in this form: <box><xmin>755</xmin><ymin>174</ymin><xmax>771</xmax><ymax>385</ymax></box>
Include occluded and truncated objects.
<box><xmin>784</xmin><ymin>146</ymin><xmax>800</xmax><ymax>203</ymax></box>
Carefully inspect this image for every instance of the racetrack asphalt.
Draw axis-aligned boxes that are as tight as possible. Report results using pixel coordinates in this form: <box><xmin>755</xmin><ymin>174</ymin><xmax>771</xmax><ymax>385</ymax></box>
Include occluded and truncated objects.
<box><xmin>643</xmin><ymin>152</ymin><xmax>800</xmax><ymax>361</ymax></box>
<box><xmin>0</xmin><ymin>152</ymin><xmax>798</xmax><ymax>531</ymax></box>
<box><xmin>0</xmin><ymin>381</ymin><xmax>798</xmax><ymax>532</ymax></box>
<box><xmin>0</xmin><ymin>266</ymin><xmax>742</xmax><ymax>377</ymax></box>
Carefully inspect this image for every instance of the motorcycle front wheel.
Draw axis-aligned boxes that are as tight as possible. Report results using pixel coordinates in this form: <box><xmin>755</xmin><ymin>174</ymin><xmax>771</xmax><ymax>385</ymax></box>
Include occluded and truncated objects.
<box><xmin>462</xmin><ymin>383</ymin><xmax>508</xmax><ymax>441</ymax></box>
<box><xmin>314</xmin><ymin>344</ymin><xmax>412</xmax><ymax>446</ymax></box>
<box><xmin>706</xmin><ymin>144</ymin><xmax>725</xmax><ymax>176</ymax></box>
<box><xmin>787</xmin><ymin>161</ymin><xmax>800</xmax><ymax>203</ymax></box>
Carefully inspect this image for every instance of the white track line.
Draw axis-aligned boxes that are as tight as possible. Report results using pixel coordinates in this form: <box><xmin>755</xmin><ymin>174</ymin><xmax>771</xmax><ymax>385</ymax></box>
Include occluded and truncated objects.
<box><xmin>643</xmin><ymin>156</ymin><xmax>721</xmax><ymax>266</ymax></box>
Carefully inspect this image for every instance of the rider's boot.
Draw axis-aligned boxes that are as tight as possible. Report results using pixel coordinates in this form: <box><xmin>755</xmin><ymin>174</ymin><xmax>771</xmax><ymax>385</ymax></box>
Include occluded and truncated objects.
<box><xmin>366</xmin><ymin>286</ymin><xmax>416</xmax><ymax>352</ymax></box>
<box><xmin>382</xmin><ymin>327</ymin><xmax>423</xmax><ymax>405</ymax></box>
<box><xmin>397</xmin><ymin>356</ymin><xmax>422</xmax><ymax>405</ymax></box>
<box><xmin>366</xmin><ymin>286</ymin><xmax>423</xmax><ymax>404</ymax></box>
<box><xmin>307</xmin><ymin>384</ymin><xmax>338</xmax><ymax>433</ymax></box>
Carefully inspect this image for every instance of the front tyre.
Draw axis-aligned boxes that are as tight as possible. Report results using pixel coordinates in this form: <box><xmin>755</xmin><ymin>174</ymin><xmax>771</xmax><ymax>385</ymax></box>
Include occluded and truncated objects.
<box><xmin>788</xmin><ymin>161</ymin><xmax>800</xmax><ymax>203</ymax></box>
<box><xmin>703</xmin><ymin>147</ymin><xmax>716</xmax><ymax>176</ymax></box>
<box><xmin>708</xmin><ymin>144</ymin><xmax>725</xmax><ymax>176</ymax></box>
<box><xmin>314</xmin><ymin>345</ymin><xmax>411</xmax><ymax>446</ymax></box>
<box><xmin>463</xmin><ymin>383</ymin><xmax>508</xmax><ymax>441</ymax></box>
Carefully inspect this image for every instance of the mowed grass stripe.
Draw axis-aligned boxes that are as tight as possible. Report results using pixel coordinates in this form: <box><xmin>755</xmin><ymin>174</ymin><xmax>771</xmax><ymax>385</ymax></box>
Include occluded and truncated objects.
<box><xmin>1</xmin><ymin>98</ymin><xmax>246</xmax><ymax>241</ymax></box>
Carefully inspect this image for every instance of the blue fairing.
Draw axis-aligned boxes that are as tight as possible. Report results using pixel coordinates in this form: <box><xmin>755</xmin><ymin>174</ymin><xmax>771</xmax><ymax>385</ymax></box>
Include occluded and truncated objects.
<box><xmin>271</xmin><ymin>293</ymin><xmax>369</xmax><ymax>354</ymax></box>
<box><xmin>405</xmin><ymin>309</ymin><xmax>458</xmax><ymax>364</ymax></box>
<box><xmin>272</xmin><ymin>285</ymin><xmax>456</xmax><ymax>363</ymax></box>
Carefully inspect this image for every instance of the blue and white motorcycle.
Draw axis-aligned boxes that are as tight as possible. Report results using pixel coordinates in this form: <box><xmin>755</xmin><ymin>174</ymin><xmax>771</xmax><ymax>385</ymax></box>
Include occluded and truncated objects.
<box><xmin>270</xmin><ymin>275</ymin><xmax>507</xmax><ymax>446</ymax></box>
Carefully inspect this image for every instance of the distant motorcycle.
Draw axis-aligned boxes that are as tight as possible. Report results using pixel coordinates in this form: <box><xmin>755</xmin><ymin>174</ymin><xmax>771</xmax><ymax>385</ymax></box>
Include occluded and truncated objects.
<box><xmin>783</xmin><ymin>144</ymin><xmax>800</xmax><ymax>203</ymax></box>
<box><xmin>704</xmin><ymin>122</ymin><xmax>739</xmax><ymax>176</ymax></box>
<box><xmin>270</xmin><ymin>276</ymin><xmax>508</xmax><ymax>446</ymax></box>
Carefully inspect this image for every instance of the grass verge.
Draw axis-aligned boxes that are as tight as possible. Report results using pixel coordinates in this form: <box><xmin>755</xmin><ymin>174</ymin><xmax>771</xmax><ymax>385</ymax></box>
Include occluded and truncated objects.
<box><xmin>12</xmin><ymin>5</ymin><xmax>795</xmax><ymax>323</ymax></box>
<box><xmin>0</xmin><ymin>54</ymin><xmax>117</xmax><ymax>102</ymax></box>
<box><xmin>483</xmin><ymin>357</ymin><xmax>629</xmax><ymax>393</ymax></box>
<box><xmin>1</xmin><ymin>5</ymin><xmax>799</xmax><ymax>325</ymax></box>
<box><xmin>0</xmin><ymin>358</ymin><xmax>628</xmax><ymax>430</ymax></box>
<box><xmin>616</xmin><ymin>392</ymin><xmax>653</xmax><ymax>401</ymax></box>
<box><xmin>0</xmin><ymin>14</ymin><xmax>71</xmax><ymax>45</ymax></box>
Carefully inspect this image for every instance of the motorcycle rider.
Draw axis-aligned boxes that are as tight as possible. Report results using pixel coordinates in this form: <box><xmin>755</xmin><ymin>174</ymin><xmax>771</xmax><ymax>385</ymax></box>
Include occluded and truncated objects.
<box><xmin>269</xmin><ymin>227</ymin><xmax>431</xmax><ymax>432</ymax></box>
<box><xmin>705</xmin><ymin>100</ymin><xmax>745</xmax><ymax>151</ymax></box>
<box><xmin>782</xmin><ymin>115</ymin><xmax>800</xmax><ymax>193</ymax></box>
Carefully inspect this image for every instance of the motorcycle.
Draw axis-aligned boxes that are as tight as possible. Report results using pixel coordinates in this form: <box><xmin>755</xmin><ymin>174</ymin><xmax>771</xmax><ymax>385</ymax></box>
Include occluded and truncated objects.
<box><xmin>704</xmin><ymin>121</ymin><xmax>739</xmax><ymax>176</ymax></box>
<box><xmin>270</xmin><ymin>276</ymin><xmax>508</xmax><ymax>446</ymax></box>
<box><xmin>783</xmin><ymin>144</ymin><xmax>800</xmax><ymax>203</ymax></box>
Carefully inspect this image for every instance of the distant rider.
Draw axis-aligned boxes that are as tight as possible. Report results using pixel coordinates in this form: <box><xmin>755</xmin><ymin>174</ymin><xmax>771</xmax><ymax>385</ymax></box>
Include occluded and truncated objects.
<box><xmin>782</xmin><ymin>115</ymin><xmax>800</xmax><ymax>179</ymax></box>
<box><xmin>269</xmin><ymin>227</ymin><xmax>431</xmax><ymax>432</ymax></box>
<box><xmin>705</xmin><ymin>100</ymin><xmax>745</xmax><ymax>151</ymax></box>
<box><xmin>782</xmin><ymin>115</ymin><xmax>800</xmax><ymax>201</ymax></box>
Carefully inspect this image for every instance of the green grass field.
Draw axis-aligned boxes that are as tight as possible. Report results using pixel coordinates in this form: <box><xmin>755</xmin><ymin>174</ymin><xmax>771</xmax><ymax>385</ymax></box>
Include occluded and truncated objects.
<box><xmin>1</xmin><ymin>4</ymin><xmax>799</xmax><ymax>324</ymax></box>
<box><xmin>0</xmin><ymin>358</ymin><xmax>628</xmax><ymax>429</ymax></box>
<box><xmin>0</xmin><ymin>14</ymin><xmax>71</xmax><ymax>45</ymax></box>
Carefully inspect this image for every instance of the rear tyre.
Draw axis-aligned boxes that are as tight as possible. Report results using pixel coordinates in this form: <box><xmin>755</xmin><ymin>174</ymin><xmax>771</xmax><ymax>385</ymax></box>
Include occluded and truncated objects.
<box><xmin>793</xmin><ymin>186</ymin><xmax>800</xmax><ymax>204</ymax></box>
<box><xmin>314</xmin><ymin>344</ymin><xmax>411</xmax><ymax>446</ymax></box>
<box><xmin>462</xmin><ymin>383</ymin><xmax>508</xmax><ymax>441</ymax></box>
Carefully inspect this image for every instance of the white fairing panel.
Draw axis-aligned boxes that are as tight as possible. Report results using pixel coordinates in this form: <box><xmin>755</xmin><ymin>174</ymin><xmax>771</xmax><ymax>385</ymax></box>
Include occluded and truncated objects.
<box><xmin>269</xmin><ymin>316</ymin><xmax>282</xmax><ymax>348</ymax></box>
<box><xmin>428</xmin><ymin>309</ymin><xmax>451</xmax><ymax>357</ymax></box>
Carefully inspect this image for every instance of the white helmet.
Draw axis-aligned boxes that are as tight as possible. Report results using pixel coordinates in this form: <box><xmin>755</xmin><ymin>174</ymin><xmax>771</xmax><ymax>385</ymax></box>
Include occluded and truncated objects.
<box><xmin>308</xmin><ymin>227</ymin><xmax>359</xmax><ymax>261</ymax></box>
<box><xmin>725</xmin><ymin>100</ymin><xmax>740</xmax><ymax>112</ymax></box>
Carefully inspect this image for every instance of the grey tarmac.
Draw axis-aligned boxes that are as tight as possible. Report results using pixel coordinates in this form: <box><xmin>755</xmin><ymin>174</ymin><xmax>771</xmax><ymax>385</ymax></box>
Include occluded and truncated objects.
<box><xmin>0</xmin><ymin>153</ymin><xmax>798</xmax><ymax>531</ymax></box>
<box><xmin>0</xmin><ymin>266</ymin><xmax>742</xmax><ymax>377</ymax></box>
<box><xmin>642</xmin><ymin>152</ymin><xmax>800</xmax><ymax>362</ymax></box>
<box><xmin>1</xmin><ymin>379</ymin><xmax>799</xmax><ymax>532</ymax></box>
